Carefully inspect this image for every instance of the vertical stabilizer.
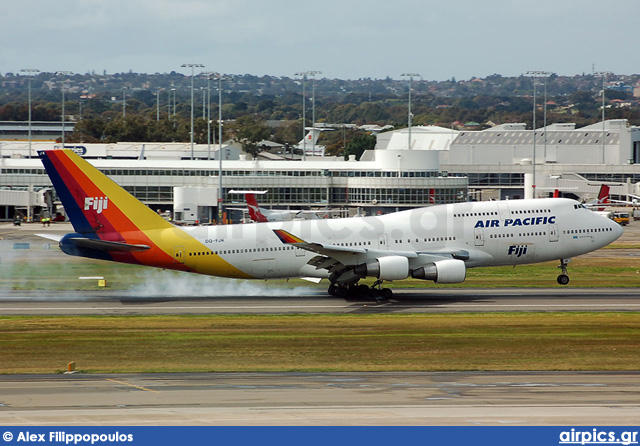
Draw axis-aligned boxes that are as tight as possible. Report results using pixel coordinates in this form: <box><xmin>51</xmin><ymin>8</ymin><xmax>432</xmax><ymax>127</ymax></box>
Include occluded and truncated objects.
<box><xmin>39</xmin><ymin>149</ymin><xmax>173</xmax><ymax>235</ymax></box>
<box><xmin>245</xmin><ymin>193</ymin><xmax>269</xmax><ymax>222</ymax></box>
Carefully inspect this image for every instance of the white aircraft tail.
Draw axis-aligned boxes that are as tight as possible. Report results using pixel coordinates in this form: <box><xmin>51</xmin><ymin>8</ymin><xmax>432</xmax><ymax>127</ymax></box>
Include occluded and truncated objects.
<box><xmin>297</xmin><ymin>127</ymin><xmax>328</xmax><ymax>156</ymax></box>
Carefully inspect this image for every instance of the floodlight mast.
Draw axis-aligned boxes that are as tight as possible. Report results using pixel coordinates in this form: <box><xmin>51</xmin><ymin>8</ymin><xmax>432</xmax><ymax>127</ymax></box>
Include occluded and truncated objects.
<box><xmin>524</xmin><ymin>70</ymin><xmax>551</xmax><ymax>199</ymax></box>
<box><xmin>181</xmin><ymin>63</ymin><xmax>204</xmax><ymax>160</ymax></box>
<box><xmin>595</xmin><ymin>71</ymin><xmax>613</xmax><ymax>164</ymax></box>
<box><xmin>56</xmin><ymin>71</ymin><xmax>72</xmax><ymax>146</ymax></box>
<box><xmin>401</xmin><ymin>73</ymin><xmax>420</xmax><ymax>150</ymax></box>
<box><xmin>201</xmin><ymin>72</ymin><xmax>217</xmax><ymax>161</ymax></box>
<box><xmin>211</xmin><ymin>73</ymin><xmax>226</xmax><ymax>223</ymax></box>
<box><xmin>295</xmin><ymin>71</ymin><xmax>321</xmax><ymax>159</ymax></box>
<box><xmin>20</xmin><ymin>68</ymin><xmax>40</xmax><ymax>159</ymax></box>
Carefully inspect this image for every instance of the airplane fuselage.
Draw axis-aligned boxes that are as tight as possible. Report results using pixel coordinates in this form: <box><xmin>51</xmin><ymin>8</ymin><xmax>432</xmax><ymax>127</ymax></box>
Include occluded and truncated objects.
<box><xmin>40</xmin><ymin>149</ymin><xmax>623</xmax><ymax>295</ymax></box>
<box><xmin>76</xmin><ymin>198</ymin><xmax>620</xmax><ymax>282</ymax></box>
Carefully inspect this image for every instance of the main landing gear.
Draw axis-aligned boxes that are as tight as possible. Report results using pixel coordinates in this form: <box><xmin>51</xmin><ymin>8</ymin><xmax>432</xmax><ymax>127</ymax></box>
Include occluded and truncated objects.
<box><xmin>327</xmin><ymin>281</ymin><xmax>393</xmax><ymax>300</ymax></box>
<box><xmin>557</xmin><ymin>258</ymin><xmax>571</xmax><ymax>285</ymax></box>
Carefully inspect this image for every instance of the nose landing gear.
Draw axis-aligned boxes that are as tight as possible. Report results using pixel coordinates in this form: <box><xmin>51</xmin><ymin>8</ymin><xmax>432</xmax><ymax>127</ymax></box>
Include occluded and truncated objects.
<box><xmin>557</xmin><ymin>258</ymin><xmax>571</xmax><ymax>285</ymax></box>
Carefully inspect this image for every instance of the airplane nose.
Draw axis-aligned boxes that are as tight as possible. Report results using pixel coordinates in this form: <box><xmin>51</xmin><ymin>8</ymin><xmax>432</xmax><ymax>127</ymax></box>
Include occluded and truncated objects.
<box><xmin>611</xmin><ymin>220</ymin><xmax>624</xmax><ymax>241</ymax></box>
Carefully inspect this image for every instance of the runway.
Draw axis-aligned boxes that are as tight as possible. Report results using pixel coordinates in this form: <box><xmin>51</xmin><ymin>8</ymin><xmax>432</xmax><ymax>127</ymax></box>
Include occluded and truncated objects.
<box><xmin>0</xmin><ymin>372</ymin><xmax>638</xmax><ymax>425</ymax></box>
<box><xmin>0</xmin><ymin>288</ymin><xmax>638</xmax><ymax>315</ymax></box>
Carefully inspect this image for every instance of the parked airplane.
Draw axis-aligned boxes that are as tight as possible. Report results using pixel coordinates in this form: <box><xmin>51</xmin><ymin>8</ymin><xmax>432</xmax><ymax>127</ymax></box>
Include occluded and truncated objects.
<box><xmin>39</xmin><ymin>149</ymin><xmax>623</xmax><ymax>298</ymax></box>
<box><xmin>583</xmin><ymin>184</ymin><xmax>611</xmax><ymax>211</ymax></box>
<box><xmin>298</xmin><ymin>127</ymin><xmax>328</xmax><ymax>156</ymax></box>
<box><xmin>228</xmin><ymin>190</ymin><xmax>322</xmax><ymax>223</ymax></box>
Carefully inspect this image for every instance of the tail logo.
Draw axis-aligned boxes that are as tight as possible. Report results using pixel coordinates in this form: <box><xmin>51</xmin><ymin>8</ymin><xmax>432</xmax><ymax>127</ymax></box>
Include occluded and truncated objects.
<box><xmin>84</xmin><ymin>196</ymin><xmax>109</xmax><ymax>214</ymax></box>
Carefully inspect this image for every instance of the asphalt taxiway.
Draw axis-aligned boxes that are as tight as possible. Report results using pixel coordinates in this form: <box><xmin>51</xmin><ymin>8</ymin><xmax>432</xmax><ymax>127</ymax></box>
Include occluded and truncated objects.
<box><xmin>0</xmin><ymin>288</ymin><xmax>638</xmax><ymax>315</ymax></box>
<box><xmin>0</xmin><ymin>372</ymin><xmax>638</xmax><ymax>425</ymax></box>
<box><xmin>1</xmin><ymin>223</ymin><xmax>639</xmax><ymax>426</ymax></box>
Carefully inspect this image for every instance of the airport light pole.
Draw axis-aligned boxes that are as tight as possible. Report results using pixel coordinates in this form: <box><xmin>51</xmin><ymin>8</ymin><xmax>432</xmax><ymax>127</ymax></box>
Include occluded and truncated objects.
<box><xmin>181</xmin><ymin>63</ymin><xmax>204</xmax><ymax>160</ymax></box>
<box><xmin>595</xmin><ymin>71</ymin><xmax>612</xmax><ymax>164</ymax></box>
<box><xmin>56</xmin><ymin>71</ymin><xmax>72</xmax><ymax>146</ymax></box>
<box><xmin>201</xmin><ymin>87</ymin><xmax>206</xmax><ymax>119</ymax></box>
<box><xmin>122</xmin><ymin>87</ymin><xmax>127</xmax><ymax>118</ymax></box>
<box><xmin>214</xmin><ymin>73</ymin><xmax>226</xmax><ymax>223</ymax></box>
<box><xmin>156</xmin><ymin>87</ymin><xmax>162</xmax><ymax>121</ymax></box>
<box><xmin>525</xmin><ymin>71</ymin><xmax>551</xmax><ymax>198</ymax></box>
<box><xmin>401</xmin><ymin>73</ymin><xmax>420</xmax><ymax>150</ymax></box>
<box><xmin>78</xmin><ymin>99</ymin><xmax>84</xmax><ymax>143</ymax></box>
<box><xmin>202</xmin><ymin>72</ymin><xmax>216</xmax><ymax>160</ymax></box>
<box><xmin>168</xmin><ymin>86</ymin><xmax>176</xmax><ymax>118</ymax></box>
<box><xmin>20</xmin><ymin>68</ymin><xmax>39</xmax><ymax>158</ymax></box>
<box><xmin>295</xmin><ymin>72</ymin><xmax>308</xmax><ymax>160</ymax></box>
<box><xmin>308</xmin><ymin>71</ymin><xmax>322</xmax><ymax>155</ymax></box>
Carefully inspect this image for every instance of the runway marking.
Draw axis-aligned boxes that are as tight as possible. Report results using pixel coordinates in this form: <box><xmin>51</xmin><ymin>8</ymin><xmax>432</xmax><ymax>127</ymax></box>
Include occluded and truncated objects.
<box><xmin>106</xmin><ymin>378</ymin><xmax>159</xmax><ymax>393</ymax></box>
<box><xmin>1</xmin><ymin>303</ymin><xmax>640</xmax><ymax>312</ymax></box>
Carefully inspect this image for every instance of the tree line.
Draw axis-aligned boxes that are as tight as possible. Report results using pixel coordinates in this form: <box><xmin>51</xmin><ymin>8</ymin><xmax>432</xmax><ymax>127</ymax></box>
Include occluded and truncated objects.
<box><xmin>1</xmin><ymin>73</ymin><xmax>638</xmax><ymax>158</ymax></box>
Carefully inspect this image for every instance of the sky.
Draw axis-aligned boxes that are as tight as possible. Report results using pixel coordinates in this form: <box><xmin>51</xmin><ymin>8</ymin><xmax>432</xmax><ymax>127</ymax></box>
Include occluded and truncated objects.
<box><xmin>1</xmin><ymin>0</ymin><xmax>638</xmax><ymax>81</ymax></box>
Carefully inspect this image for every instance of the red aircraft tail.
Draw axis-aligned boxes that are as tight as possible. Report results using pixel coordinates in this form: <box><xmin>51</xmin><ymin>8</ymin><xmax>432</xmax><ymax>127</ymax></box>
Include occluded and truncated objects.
<box><xmin>597</xmin><ymin>184</ymin><xmax>610</xmax><ymax>205</ymax></box>
<box><xmin>245</xmin><ymin>193</ymin><xmax>269</xmax><ymax>223</ymax></box>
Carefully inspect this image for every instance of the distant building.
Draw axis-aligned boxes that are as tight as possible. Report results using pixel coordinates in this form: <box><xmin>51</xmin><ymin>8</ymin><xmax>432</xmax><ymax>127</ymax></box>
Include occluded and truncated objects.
<box><xmin>373</xmin><ymin>121</ymin><xmax>640</xmax><ymax>201</ymax></box>
<box><xmin>0</xmin><ymin>121</ymin><xmax>74</xmax><ymax>141</ymax></box>
<box><xmin>0</xmin><ymin>139</ymin><xmax>466</xmax><ymax>222</ymax></box>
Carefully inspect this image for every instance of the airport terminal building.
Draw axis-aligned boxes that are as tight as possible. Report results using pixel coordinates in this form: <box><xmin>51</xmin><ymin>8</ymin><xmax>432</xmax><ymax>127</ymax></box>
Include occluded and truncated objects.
<box><xmin>378</xmin><ymin>120</ymin><xmax>640</xmax><ymax>202</ymax></box>
<box><xmin>0</xmin><ymin>140</ymin><xmax>466</xmax><ymax>222</ymax></box>
<box><xmin>2</xmin><ymin>118</ymin><xmax>640</xmax><ymax>222</ymax></box>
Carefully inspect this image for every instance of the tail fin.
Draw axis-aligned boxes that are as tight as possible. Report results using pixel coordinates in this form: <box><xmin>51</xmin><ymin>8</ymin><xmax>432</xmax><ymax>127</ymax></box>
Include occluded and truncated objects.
<box><xmin>245</xmin><ymin>193</ymin><xmax>269</xmax><ymax>223</ymax></box>
<box><xmin>428</xmin><ymin>188</ymin><xmax>435</xmax><ymax>204</ymax></box>
<box><xmin>597</xmin><ymin>184</ymin><xmax>610</xmax><ymax>205</ymax></box>
<box><xmin>39</xmin><ymin>149</ymin><xmax>173</xmax><ymax>235</ymax></box>
<box><xmin>553</xmin><ymin>189</ymin><xmax>560</xmax><ymax>198</ymax></box>
<box><xmin>298</xmin><ymin>128</ymin><xmax>321</xmax><ymax>147</ymax></box>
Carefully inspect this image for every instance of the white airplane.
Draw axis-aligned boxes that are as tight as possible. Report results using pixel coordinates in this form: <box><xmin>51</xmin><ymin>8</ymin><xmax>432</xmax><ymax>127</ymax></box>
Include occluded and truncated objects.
<box><xmin>297</xmin><ymin>127</ymin><xmax>329</xmax><ymax>156</ymax></box>
<box><xmin>227</xmin><ymin>190</ymin><xmax>323</xmax><ymax>223</ymax></box>
<box><xmin>39</xmin><ymin>149</ymin><xmax>623</xmax><ymax>299</ymax></box>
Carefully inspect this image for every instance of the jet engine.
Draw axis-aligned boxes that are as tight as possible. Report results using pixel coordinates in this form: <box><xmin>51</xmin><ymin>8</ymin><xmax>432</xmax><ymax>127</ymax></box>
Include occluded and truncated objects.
<box><xmin>411</xmin><ymin>258</ymin><xmax>466</xmax><ymax>283</ymax></box>
<box><xmin>353</xmin><ymin>255</ymin><xmax>409</xmax><ymax>280</ymax></box>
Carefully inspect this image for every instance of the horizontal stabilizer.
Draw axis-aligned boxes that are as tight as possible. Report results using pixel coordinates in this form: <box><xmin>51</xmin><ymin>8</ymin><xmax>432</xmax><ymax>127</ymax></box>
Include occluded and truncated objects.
<box><xmin>34</xmin><ymin>233</ymin><xmax>63</xmax><ymax>242</ymax></box>
<box><xmin>228</xmin><ymin>190</ymin><xmax>268</xmax><ymax>195</ymax></box>
<box><xmin>69</xmin><ymin>238</ymin><xmax>151</xmax><ymax>252</ymax></box>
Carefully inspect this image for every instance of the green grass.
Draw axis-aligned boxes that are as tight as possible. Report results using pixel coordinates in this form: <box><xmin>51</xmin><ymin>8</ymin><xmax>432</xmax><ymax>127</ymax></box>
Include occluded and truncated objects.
<box><xmin>0</xmin><ymin>313</ymin><xmax>638</xmax><ymax>374</ymax></box>
<box><xmin>2</xmin><ymin>237</ymin><xmax>639</xmax><ymax>290</ymax></box>
<box><xmin>2</xmin><ymin>255</ymin><xmax>639</xmax><ymax>290</ymax></box>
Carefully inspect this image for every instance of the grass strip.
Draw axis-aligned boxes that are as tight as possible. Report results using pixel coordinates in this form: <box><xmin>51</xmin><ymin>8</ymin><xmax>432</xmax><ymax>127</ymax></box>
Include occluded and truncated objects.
<box><xmin>0</xmin><ymin>313</ymin><xmax>639</xmax><ymax>374</ymax></box>
<box><xmin>3</xmin><ymin>257</ymin><xmax>640</xmax><ymax>290</ymax></box>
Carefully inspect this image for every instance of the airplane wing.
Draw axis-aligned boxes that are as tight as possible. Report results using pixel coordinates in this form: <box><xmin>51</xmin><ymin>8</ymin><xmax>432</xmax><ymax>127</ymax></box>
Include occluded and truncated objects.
<box><xmin>274</xmin><ymin>228</ymin><xmax>382</xmax><ymax>258</ymax></box>
<box><xmin>273</xmin><ymin>229</ymin><xmax>468</xmax><ymax>278</ymax></box>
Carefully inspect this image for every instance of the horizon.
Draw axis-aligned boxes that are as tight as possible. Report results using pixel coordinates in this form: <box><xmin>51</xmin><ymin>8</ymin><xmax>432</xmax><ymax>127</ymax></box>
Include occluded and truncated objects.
<box><xmin>2</xmin><ymin>70</ymin><xmax>639</xmax><ymax>83</ymax></box>
<box><xmin>2</xmin><ymin>0</ymin><xmax>638</xmax><ymax>82</ymax></box>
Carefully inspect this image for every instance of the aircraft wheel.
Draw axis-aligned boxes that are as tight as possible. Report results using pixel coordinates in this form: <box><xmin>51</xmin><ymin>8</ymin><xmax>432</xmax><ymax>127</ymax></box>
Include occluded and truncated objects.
<box><xmin>328</xmin><ymin>284</ymin><xmax>337</xmax><ymax>296</ymax></box>
<box><xmin>357</xmin><ymin>284</ymin><xmax>370</xmax><ymax>296</ymax></box>
<box><xmin>335</xmin><ymin>286</ymin><xmax>348</xmax><ymax>298</ymax></box>
<box><xmin>557</xmin><ymin>274</ymin><xmax>570</xmax><ymax>286</ymax></box>
<box><xmin>380</xmin><ymin>288</ymin><xmax>393</xmax><ymax>299</ymax></box>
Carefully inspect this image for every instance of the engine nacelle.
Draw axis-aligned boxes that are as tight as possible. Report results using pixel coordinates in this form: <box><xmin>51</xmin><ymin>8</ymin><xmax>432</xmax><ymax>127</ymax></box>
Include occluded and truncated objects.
<box><xmin>411</xmin><ymin>258</ymin><xmax>466</xmax><ymax>283</ymax></box>
<box><xmin>353</xmin><ymin>255</ymin><xmax>409</xmax><ymax>280</ymax></box>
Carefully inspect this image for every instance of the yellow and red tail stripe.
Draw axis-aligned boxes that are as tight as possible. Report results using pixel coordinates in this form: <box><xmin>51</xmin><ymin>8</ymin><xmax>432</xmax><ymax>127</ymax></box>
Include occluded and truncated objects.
<box><xmin>39</xmin><ymin>149</ymin><xmax>181</xmax><ymax>269</ymax></box>
<box><xmin>273</xmin><ymin>229</ymin><xmax>306</xmax><ymax>244</ymax></box>
<box><xmin>39</xmin><ymin>149</ymin><xmax>252</xmax><ymax>278</ymax></box>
